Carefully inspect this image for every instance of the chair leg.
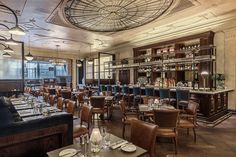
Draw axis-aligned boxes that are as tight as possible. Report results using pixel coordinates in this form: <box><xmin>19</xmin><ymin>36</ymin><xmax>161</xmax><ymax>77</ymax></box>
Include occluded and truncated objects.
<box><xmin>122</xmin><ymin>124</ymin><xmax>126</xmax><ymax>139</ymax></box>
<box><xmin>174</xmin><ymin>137</ymin><xmax>178</xmax><ymax>154</ymax></box>
<box><xmin>193</xmin><ymin>128</ymin><xmax>196</xmax><ymax>143</ymax></box>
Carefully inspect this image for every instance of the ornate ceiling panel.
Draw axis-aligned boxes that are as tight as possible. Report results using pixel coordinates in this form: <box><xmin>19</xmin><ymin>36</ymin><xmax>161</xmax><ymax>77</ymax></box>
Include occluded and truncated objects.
<box><xmin>64</xmin><ymin>0</ymin><xmax>174</xmax><ymax>32</ymax></box>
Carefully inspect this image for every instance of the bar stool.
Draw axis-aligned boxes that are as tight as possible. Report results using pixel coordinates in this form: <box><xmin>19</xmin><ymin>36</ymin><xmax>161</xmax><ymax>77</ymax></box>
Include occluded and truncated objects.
<box><xmin>133</xmin><ymin>86</ymin><xmax>141</xmax><ymax>109</ymax></box>
<box><xmin>113</xmin><ymin>85</ymin><xmax>121</xmax><ymax>101</ymax></box>
<box><xmin>159</xmin><ymin>88</ymin><xmax>176</xmax><ymax>106</ymax></box>
<box><xmin>106</xmin><ymin>85</ymin><xmax>112</xmax><ymax>96</ymax></box>
<box><xmin>99</xmin><ymin>84</ymin><xmax>106</xmax><ymax>93</ymax></box>
<box><xmin>145</xmin><ymin>87</ymin><xmax>154</xmax><ymax>96</ymax></box>
<box><xmin>176</xmin><ymin>89</ymin><xmax>190</xmax><ymax>109</ymax></box>
<box><xmin>122</xmin><ymin>85</ymin><xmax>129</xmax><ymax>104</ymax></box>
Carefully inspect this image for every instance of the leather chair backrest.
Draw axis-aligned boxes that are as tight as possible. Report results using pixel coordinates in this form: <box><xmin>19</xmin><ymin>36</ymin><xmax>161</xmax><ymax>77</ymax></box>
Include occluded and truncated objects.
<box><xmin>61</xmin><ymin>90</ymin><xmax>71</xmax><ymax>99</ymax></box>
<box><xmin>43</xmin><ymin>93</ymin><xmax>50</xmax><ymax>103</ymax></box>
<box><xmin>80</xmin><ymin>105</ymin><xmax>92</xmax><ymax>129</ymax></box>
<box><xmin>57</xmin><ymin>97</ymin><xmax>64</xmax><ymax>110</ymax></box>
<box><xmin>119</xmin><ymin>100</ymin><xmax>126</xmax><ymax>114</ymax></box>
<box><xmin>131</xmin><ymin>120</ymin><xmax>157</xmax><ymax>157</ymax></box>
<box><xmin>186</xmin><ymin>101</ymin><xmax>198</xmax><ymax>115</ymax></box>
<box><xmin>90</xmin><ymin>96</ymin><xmax>105</xmax><ymax>109</ymax></box>
<box><xmin>66</xmin><ymin>101</ymin><xmax>76</xmax><ymax>115</ymax></box>
<box><xmin>49</xmin><ymin>95</ymin><xmax>56</xmax><ymax>106</ymax></box>
<box><xmin>153</xmin><ymin>109</ymin><xmax>179</xmax><ymax>128</ymax></box>
<box><xmin>77</xmin><ymin>92</ymin><xmax>85</xmax><ymax>103</ymax></box>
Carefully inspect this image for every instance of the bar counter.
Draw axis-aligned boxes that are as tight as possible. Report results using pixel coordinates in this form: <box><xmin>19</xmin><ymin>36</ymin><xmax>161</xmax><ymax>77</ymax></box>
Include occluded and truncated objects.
<box><xmin>116</xmin><ymin>85</ymin><xmax>233</xmax><ymax>123</ymax></box>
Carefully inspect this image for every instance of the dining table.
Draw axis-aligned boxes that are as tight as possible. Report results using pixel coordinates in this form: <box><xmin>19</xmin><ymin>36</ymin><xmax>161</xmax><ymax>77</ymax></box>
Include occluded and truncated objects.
<box><xmin>47</xmin><ymin>134</ymin><xmax>147</xmax><ymax>157</ymax></box>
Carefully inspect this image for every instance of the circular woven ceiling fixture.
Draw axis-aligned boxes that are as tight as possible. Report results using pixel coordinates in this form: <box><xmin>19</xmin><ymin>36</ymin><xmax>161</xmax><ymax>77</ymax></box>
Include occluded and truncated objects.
<box><xmin>64</xmin><ymin>0</ymin><xmax>174</xmax><ymax>32</ymax></box>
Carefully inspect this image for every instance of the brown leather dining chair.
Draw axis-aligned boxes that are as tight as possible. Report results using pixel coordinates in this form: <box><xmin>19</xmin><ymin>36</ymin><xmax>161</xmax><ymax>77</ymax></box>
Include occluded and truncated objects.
<box><xmin>130</xmin><ymin>120</ymin><xmax>157</xmax><ymax>157</ymax></box>
<box><xmin>73</xmin><ymin>105</ymin><xmax>92</xmax><ymax>138</ymax></box>
<box><xmin>77</xmin><ymin>92</ymin><xmax>85</xmax><ymax>107</ymax></box>
<box><xmin>119</xmin><ymin>100</ymin><xmax>139</xmax><ymax>139</ymax></box>
<box><xmin>66</xmin><ymin>100</ymin><xmax>76</xmax><ymax>115</ymax></box>
<box><xmin>43</xmin><ymin>93</ymin><xmax>50</xmax><ymax>103</ymax></box>
<box><xmin>90</xmin><ymin>96</ymin><xmax>107</xmax><ymax>122</ymax></box>
<box><xmin>178</xmin><ymin>101</ymin><xmax>198</xmax><ymax>143</ymax></box>
<box><xmin>49</xmin><ymin>95</ymin><xmax>56</xmax><ymax>106</ymax></box>
<box><xmin>153</xmin><ymin>109</ymin><xmax>180</xmax><ymax>154</ymax></box>
<box><xmin>57</xmin><ymin>97</ymin><xmax>64</xmax><ymax>110</ymax></box>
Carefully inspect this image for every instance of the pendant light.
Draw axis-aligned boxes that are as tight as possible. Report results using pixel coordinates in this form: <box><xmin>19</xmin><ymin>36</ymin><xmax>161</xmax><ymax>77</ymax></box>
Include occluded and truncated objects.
<box><xmin>4</xmin><ymin>45</ymin><xmax>14</xmax><ymax>53</ymax></box>
<box><xmin>0</xmin><ymin>24</ymin><xmax>18</xmax><ymax>45</ymax></box>
<box><xmin>87</xmin><ymin>45</ymin><xmax>93</xmax><ymax>65</ymax></box>
<box><xmin>50</xmin><ymin>45</ymin><xmax>66</xmax><ymax>66</ymax></box>
<box><xmin>5</xmin><ymin>35</ymin><xmax>18</xmax><ymax>45</ymax></box>
<box><xmin>25</xmin><ymin>35</ymin><xmax>34</xmax><ymax>61</ymax></box>
<box><xmin>0</xmin><ymin>5</ymin><xmax>26</xmax><ymax>36</ymax></box>
<box><xmin>2</xmin><ymin>52</ymin><xmax>11</xmax><ymax>58</ymax></box>
<box><xmin>9</xmin><ymin>25</ymin><xmax>25</xmax><ymax>35</ymax></box>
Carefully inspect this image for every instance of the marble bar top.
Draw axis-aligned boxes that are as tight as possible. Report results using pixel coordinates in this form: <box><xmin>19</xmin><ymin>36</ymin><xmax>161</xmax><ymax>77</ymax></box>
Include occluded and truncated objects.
<box><xmin>112</xmin><ymin>85</ymin><xmax>234</xmax><ymax>95</ymax></box>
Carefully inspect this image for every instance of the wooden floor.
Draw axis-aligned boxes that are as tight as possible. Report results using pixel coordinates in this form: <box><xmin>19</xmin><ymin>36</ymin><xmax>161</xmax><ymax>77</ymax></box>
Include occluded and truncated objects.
<box><xmin>74</xmin><ymin>107</ymin><xmax>236</xmax><ymax>157</ymax></box>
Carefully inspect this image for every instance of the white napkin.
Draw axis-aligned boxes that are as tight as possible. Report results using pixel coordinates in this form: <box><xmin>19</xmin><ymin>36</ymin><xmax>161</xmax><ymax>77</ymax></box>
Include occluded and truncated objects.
<box><xmin>110</xmin><ymin>140</ymin><xmax>128</xmax><ymax>149</ymax></box>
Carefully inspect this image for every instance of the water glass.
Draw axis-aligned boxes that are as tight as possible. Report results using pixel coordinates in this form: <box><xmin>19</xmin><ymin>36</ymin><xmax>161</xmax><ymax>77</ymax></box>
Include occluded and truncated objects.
<box><xmin>104</xmin><ymin>133</ymin><xmax>111</xmax><ymax>147</ymax></box>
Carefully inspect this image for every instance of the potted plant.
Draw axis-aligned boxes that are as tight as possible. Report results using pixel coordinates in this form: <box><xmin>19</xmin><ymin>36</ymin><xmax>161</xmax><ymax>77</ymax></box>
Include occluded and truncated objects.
<box><xmin>212</xmin><ymin>73</ymin><xmax>225</xmax><ymax>89</ymax></box>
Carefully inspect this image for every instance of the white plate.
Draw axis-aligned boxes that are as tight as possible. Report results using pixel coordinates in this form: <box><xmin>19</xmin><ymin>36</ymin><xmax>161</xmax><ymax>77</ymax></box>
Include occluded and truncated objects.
<box><xmin>59</xmin><ymin>148</ymin><xmax>77</xmax><ymax>157</ymax></box>
<box><xmin>121</xmin><ymin>144</ymin><xmax>137</xmax><ymax>153</ymax></box>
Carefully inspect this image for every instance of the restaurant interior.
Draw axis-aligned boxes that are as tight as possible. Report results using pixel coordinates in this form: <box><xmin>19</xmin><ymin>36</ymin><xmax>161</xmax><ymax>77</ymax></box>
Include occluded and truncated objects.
<box><xmin>1</xmin><ymin>0</ymin><xmax>236</xmax><ymax>157</ymax></box>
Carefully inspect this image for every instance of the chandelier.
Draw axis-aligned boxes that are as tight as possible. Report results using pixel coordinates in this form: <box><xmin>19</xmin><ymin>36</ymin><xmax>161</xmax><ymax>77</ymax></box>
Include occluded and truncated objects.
<box><xmin>64</xmin><ymin>0</ymin><xmax>173</xmax><ymax>32</ymax></box>
<box><xmin>49</xmin><ymin>45</ymin><xmax>67</xmax><ymax>66</ymax></box>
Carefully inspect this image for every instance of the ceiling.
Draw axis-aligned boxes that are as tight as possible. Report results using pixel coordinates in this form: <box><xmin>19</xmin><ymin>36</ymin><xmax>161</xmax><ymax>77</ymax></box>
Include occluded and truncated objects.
<box><xmin>1</xmin><ymin>0</ymin><xmax>236</xmax><ymax>57</ymax></box>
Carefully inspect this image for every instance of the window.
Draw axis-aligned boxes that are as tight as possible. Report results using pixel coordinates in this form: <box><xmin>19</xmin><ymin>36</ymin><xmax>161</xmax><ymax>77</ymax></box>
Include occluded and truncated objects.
<box><xmin>24</xmin><ymin>61</ymin><xmax>69</xmax><ymax>79</ymax></box>
<box><xmin>56</xmin><ymin>65</ymin><xmax>68</xmax><ymax>76</ymax></box>
<box><xmin>89</xmin><ymin>55</ymin><xmax>113</xmax><ymax>80</ymax></box>
<box><xmin>100</xmin><ymin>56</ymin><xmax>112</xmax><ymax>79</ymax></box>
<box><xmin>0</xmin><ymin>58</ymin><xmax>22</xmax><ymax>79</ymax></box>
<box><xmin>86</xmin><ymin>60</ymin><xmax>93</xmax><ymax>79</ymax></box>
<box><xmin>39</xmin><ymin>62</ymin><xmax>55</xmax><ymax>78</ymax></box>
<box><xmin>25</xmin><ymin>62</ymin><xmax>38</xmax><ymax>79</ymax></box>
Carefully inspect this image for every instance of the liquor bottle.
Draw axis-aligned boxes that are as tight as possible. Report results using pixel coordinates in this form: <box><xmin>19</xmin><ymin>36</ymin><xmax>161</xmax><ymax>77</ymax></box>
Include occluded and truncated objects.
<box><xmin>193</xmin><ymin>72</ymin><xmax>199</xmax><ymax>90</ymax></box>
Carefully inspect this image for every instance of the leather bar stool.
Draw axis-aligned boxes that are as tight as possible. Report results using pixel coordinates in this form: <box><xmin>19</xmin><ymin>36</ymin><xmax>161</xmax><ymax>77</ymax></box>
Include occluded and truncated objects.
<box><xmin>145</xmin><ymin>87</ymin><xmax>154</xmax><ymax>97</ymax></box>
<box><xmin>133</xmin><ymin>86</ymin><xmax>141</xmax><ymax>109</ymax></box>
<box><xmin>122</xmin><ymin>85</ymin><xmax>130</xmax><ymax>105</ymax></box>
<box><xmin>113</xmin><ymin>85</ymin><xmax>121</xmax><ymax>102</ymax></box>
<box><xmin>159</xmin><ymin>88</ymin><xmax>176</xmax><ymax>106</ymax></box>
<box><xmin>106</xmin><ymin>85</ymin><xmax>112</xmax><ymax>96</ymax></box>
<box><xmin>176</xmin><ymin>89</ymin><xmax>190</xmax><ymax>109</ymax></box>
